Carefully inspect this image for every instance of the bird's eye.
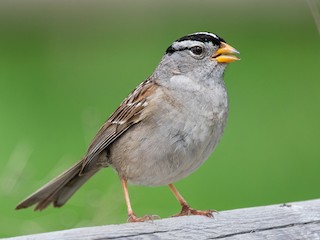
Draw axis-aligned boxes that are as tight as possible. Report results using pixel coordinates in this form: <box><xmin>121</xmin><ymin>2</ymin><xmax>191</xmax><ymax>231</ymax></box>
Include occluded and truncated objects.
<box><xmin>190</xmin><ymin>46</ymin><xmax>203</xmax><ymax>55</ymax></box>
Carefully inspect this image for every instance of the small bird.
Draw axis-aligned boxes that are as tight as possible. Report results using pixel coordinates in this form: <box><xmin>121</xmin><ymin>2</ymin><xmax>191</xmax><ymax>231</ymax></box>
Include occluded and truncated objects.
<box><xmin>16</xmin><ymin>32</ymin><xmax>239</xmax><ymax>222</ymax></box>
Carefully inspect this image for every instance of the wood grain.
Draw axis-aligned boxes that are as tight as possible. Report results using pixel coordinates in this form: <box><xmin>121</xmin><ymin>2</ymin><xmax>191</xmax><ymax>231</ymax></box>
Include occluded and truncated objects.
<box><xmin>5</xmin><ymin>199</ymin><xmax>320</xmax><ymax>240</ymax></box>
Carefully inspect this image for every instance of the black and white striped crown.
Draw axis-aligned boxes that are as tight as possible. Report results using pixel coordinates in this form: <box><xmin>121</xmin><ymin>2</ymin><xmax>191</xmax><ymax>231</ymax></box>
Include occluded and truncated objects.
<box><xmin>166</xmin><ymin>32</ymin><xmax>225</xmax><ymax>54</ymax></box>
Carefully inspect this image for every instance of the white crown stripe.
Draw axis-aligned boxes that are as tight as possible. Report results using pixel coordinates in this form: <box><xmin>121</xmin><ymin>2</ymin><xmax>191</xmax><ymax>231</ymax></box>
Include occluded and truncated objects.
<box><xmin>172</xmin><ymin>40</ymin><xmax>203</xmax><ymax>50</ymax></box>
<box><xmin>191</xmin><ymin>32</ymin><xmax>219</xmax><ymax>40</ymax></box>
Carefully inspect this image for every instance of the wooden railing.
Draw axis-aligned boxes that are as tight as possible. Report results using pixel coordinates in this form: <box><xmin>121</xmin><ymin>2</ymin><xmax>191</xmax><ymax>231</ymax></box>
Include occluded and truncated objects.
<box><xmin>4</xmin><ymin>199</ymin><xmax>320</xmax><ymax>240</ymax></box>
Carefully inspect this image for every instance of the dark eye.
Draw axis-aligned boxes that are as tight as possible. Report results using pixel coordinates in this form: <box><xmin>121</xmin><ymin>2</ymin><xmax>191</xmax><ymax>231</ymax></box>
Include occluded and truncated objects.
<box><xmin>190</xmin><ymin>46</ymin><xmax>203</xmax><ymax>55</ymax></box>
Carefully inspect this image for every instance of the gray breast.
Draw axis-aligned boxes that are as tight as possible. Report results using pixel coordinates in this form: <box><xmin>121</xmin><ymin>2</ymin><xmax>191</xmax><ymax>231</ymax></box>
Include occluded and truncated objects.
<box><xmin>109</xmin><ymin>81</ymin><xmax>228</xmax><ymax>186</ymax></box>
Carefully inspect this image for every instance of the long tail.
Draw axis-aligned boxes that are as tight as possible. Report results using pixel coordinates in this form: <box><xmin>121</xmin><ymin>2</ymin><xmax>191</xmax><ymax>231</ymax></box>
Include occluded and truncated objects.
<box><xmin>16</xmin><ymin>160</ymin><xmax>100</xmax><ymax>211</ymax></box>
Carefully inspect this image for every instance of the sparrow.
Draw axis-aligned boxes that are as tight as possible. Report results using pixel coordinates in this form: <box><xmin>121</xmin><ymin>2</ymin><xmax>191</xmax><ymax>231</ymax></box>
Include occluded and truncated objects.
<box><xmin>16</xmin><ymin>32</ymin><xmax>240</xmax><ymax>222</ymax></box>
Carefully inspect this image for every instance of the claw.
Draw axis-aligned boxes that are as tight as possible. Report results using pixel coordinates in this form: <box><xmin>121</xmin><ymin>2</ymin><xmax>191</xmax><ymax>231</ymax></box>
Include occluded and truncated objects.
<box><xmin>172</xmin><ymin>205</ymin><xmax>217</xmax><ymax>218</ymax></box>
<box><xmin>127</xmin><ymin>213</ymin><xmax>160</xmax><ymax>222</ymax></box>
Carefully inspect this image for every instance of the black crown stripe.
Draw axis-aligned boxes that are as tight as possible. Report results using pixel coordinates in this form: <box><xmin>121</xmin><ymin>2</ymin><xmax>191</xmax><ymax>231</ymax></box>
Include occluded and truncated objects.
<box><xmin>166</xmin><ymin>33</ymin><xmax>225</xmax><ymax>55</ymax></box>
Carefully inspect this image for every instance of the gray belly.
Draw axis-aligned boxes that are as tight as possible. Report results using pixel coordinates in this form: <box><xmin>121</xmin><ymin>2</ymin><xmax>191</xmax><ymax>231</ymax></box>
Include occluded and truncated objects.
<box><xmin>108</xmin><ymin>107</ymin><xmax>228</xmax><ymax>186</ymax></box>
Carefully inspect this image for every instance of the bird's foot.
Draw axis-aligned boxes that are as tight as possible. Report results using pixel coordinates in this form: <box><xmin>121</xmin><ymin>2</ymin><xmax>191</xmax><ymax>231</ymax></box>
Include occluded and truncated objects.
<box><xmin>127</xmin><ymin>213</ymin><xmax>160</xmax><ymax>222</ymax></box>
<box><xmin>172</xmin><ymin>205</ymin><xmax>217</xmax><ymax>218</ymax></box>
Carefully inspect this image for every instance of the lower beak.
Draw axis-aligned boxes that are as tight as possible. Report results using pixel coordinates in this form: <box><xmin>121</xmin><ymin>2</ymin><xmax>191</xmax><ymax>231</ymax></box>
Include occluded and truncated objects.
<box><xmin>212</xmin><ymin>42</ymin><xmax>240</xmax><ymax>63</ymax></box>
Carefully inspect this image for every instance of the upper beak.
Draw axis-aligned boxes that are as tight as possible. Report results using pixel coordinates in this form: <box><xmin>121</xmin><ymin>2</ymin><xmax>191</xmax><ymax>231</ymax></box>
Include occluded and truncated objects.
<box><xmin>212</xmin><ymin>42</ymin><xmax>240</xmax><ymax>63</ymax></box>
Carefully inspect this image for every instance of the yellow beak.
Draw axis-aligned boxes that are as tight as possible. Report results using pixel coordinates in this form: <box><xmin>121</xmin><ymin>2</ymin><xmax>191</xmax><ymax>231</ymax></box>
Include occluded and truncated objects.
<box><xmin>212</xmin><ymin>42</ymin><xmax>240</xmax><ymax>63</ymax></box>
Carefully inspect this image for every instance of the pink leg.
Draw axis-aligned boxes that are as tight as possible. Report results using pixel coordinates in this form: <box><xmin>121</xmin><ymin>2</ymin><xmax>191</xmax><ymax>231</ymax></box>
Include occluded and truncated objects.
<box><xmin>168</xmin><ymin>184</ymin><xmax>215</xmax><ymax>218</ymax></box>
<box><xmin>121</xmin><ymin>179</ymin><xmax>159</xmax><ymax>222</ymax></box>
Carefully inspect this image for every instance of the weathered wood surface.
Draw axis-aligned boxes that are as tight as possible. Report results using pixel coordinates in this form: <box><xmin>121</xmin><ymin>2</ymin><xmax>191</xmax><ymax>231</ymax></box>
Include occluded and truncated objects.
<box><xmin>5</xmin><ymin>199</ymin><xmax>320</xmax><ymax>240</ymax></box>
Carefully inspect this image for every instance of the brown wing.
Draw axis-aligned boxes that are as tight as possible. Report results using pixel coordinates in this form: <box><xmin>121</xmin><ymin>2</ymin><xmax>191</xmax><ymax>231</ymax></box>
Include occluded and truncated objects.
<box><xmin>80</xmin><ymin>79</ymin><xmax>158</xmax><ymax>172</ymax></box>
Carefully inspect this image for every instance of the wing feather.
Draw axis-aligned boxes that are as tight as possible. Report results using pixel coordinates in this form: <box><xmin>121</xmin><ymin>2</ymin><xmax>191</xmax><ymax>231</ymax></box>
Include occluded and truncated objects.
<box><xmin>81</xmin><ymin>79</ymin><xmax>157</xmax><ymax>172</ymax></box>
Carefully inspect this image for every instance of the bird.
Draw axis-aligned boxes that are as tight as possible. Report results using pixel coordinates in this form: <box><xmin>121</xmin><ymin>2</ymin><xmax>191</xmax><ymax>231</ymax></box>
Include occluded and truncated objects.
<box><xmin>16</xmin><ymin>32</ymin><xmax>240</xmax><ymax>222</ymax></box>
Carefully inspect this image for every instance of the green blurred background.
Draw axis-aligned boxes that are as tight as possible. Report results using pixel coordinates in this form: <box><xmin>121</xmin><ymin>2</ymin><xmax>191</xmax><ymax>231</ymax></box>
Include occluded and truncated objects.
<box><xmin>0</xmin><ymin>0</ymin><xmax>319</xmax><ymax>237</ymax></box>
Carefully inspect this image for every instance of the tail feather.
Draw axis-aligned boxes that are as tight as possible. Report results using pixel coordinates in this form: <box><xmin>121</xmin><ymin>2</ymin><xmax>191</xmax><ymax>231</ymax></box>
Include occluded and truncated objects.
<box><xmin>16</xmin><ymin>160</ymin><xmax>100</xmax><ymax>211</ymax></box>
